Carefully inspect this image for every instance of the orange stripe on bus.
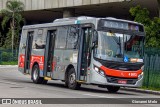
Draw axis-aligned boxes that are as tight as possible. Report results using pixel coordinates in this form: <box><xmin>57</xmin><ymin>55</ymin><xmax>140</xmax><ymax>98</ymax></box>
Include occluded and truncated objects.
<box><xmin>18</xmin><ymin>54</ymin><xmax>25</xmax><ymax>68</ymax></box>
<box><xmin>18</xmin><ymin>54</ymin><xmax>56</xmax><ymax>71</ymax></box>
<box><xmin>100</xmin><ymin>66</ymin><xmax>142</xmax><ymax>78</ymax></box>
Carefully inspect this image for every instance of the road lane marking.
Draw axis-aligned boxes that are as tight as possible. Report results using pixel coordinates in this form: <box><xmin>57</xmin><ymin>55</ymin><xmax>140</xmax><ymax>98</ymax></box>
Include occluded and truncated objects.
<box><xmin>0</xmin><ymin>80</ymin><xmax>21</xmax><ymax>86</ymax></box>
<box><xmin>83</xmin><ymin>94</ymin><xmax>109</xmax><ymax>98</ymax></box>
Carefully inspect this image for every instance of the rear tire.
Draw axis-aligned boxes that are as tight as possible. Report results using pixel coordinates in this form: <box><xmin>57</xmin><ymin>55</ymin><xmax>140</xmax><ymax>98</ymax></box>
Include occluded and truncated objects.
<box><xmin>107</xmin><ymin>86</ymin><xmax>120</xmax><ymax>93</ymax></box>
<box><xmin>67</xmin><ymin>68</ymin><xmax>81</xmax><ymax>90</ymax></box>
<box><xmin>32</xmin><ymin>64</ymin><xmax>44</xmax><ymax>84</ymax></box>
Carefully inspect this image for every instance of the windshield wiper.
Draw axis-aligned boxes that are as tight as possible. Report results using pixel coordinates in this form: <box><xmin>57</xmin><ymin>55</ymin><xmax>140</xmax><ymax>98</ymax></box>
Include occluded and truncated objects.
<box><xmin>112</xmin><ymin>36</ymin><xmax>122</xmax><ymax>57</ymax></box>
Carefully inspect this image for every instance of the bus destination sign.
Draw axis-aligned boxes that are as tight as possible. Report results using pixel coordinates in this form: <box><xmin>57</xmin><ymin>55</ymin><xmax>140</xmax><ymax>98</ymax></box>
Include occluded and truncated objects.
<box><xmin>104</xmin><ymin>21</ymin><xmax>128</xmax><ymax>30</ymax></box>
<box><xmin>101</xmin><ymin>20</ymin><xmax>141</xmax><ymax>32</ymax></box>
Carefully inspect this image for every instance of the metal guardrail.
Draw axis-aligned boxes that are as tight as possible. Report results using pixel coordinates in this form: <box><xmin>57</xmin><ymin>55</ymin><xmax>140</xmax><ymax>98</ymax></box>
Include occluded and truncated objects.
<box><xmin>143</xmin><ymin>54</ymin><xmax>160</xmax><ymax>89</ymax></box>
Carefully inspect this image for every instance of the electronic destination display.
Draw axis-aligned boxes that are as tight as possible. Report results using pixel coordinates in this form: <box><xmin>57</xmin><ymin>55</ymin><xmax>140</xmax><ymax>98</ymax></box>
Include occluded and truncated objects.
<box><xmin>98</xmin><ymin>19</ymin><xmax>144</xmax><ymax>32</ymax></box>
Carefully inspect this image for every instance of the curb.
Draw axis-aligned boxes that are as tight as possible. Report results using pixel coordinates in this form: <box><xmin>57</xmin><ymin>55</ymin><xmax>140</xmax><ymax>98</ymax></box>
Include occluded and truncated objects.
<box><xmin>0</xmin><ymin>65</ymin><xmax>18</xmax><ymax>67</ymax></box>
<box><xmin>0</xmin><ymin>65</ymin><xmax>18</xmax><ymax>66</ymax></box>
<box><xmin>121</xmin><ymin>87</ymin><xmax>160</xmax><ymax>95</ymax></box>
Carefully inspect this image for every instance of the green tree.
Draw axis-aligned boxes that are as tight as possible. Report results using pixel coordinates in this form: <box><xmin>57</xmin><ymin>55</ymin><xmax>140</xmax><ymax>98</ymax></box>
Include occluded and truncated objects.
<box><xmin>130</xmin><ymin>5</ymin><xmax>160</xmax><ymax>47</ymax></box>
<box><xmin>0</xmin><ymin>31</ymin><xmax>5</xmax><ymax>48</ymax></box>
<box><xmin>0</xmin><ymin>32</ymin><xmax>2</xmax><ymax>47</ymax></box>
<box><xmin>0</xmin><ymin>0</ymin><xmax>24</xmax><ymax>52</ymax></box>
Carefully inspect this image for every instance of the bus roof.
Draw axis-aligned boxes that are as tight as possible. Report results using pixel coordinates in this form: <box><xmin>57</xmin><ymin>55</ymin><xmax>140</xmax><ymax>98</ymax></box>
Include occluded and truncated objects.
<box><xmin>22</xmin><ymin>16</ymin><xmax>143</xmax><ymax>30</ymax></box>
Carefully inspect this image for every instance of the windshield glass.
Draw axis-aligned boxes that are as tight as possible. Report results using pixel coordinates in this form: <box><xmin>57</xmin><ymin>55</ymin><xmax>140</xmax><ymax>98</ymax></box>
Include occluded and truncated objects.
<box><xmin>94</xmin><ymin>31</ymin><xmax>144</xmax><ymax>63</ymax></box>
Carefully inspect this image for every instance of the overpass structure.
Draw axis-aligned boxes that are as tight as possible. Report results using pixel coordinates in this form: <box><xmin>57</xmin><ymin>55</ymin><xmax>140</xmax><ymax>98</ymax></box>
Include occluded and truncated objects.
<box><xmin>0</xmin><ymin>0</ymin><xmax>159</xmax><ymax>24</ymax></box>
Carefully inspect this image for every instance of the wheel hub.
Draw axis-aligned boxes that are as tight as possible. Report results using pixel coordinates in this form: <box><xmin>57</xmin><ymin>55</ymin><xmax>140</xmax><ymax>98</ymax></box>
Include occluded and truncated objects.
<box><xmin>69</xmin><ymin>73</ymin><xmax>75</xmax><ymax>85</ymax></box>
<box><xmin>33</xmin><ymin>68</ymin><xmax>38</xmax><ymax>80</ymax></box>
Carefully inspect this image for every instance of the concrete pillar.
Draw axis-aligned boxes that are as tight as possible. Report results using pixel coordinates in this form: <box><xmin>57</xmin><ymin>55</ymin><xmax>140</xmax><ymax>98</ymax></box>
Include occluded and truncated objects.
<box><xmin>63</xmin><ymin>8</ymin><xmax>75</xmax><ymax>18</ymax></box>
<box><xmin>158</xmin><ymin>0</ymin><xmax>160</xmax><ymax>17</ymax></box>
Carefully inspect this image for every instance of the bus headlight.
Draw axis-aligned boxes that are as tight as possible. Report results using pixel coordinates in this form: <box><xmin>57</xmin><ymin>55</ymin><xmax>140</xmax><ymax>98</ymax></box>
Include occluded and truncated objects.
<box><xmin>94</xmin><ymin>66</ymin><xmax>105</xmax><ymax>77</ymax></box>
<box><xmin>94</xmin><ymin>66</ymin><xmax>99</xmax><ymax>72</ymax></box>
<box><xmin>138</xmin><ymin>72</ymin><xmax>143</xmax><ymax>80</ymax></box>
<box><xmin>99</xmin><ymin>70</ymin><xmax>105</xmax><ymax>76</ymax></box>
<box><xmin>141</xmin><ymin>65</ymin><xmax>144</xmax><ymax>71</ymax></box>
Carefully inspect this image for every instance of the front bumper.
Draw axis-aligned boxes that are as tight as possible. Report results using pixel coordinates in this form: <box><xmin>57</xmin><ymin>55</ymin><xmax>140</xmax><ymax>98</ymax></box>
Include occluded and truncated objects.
<box><xmin>90</xmin><ymin>69</ymin><xmax>143</xmax><ymax>87</ymax></box>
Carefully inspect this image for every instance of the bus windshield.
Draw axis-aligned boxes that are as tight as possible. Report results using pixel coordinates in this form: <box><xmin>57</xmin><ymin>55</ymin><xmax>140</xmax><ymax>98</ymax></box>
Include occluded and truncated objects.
<box><xmin>94</xmin><ymin>31</ymin><xmax>144</xmax><ymax>63</ymax></box>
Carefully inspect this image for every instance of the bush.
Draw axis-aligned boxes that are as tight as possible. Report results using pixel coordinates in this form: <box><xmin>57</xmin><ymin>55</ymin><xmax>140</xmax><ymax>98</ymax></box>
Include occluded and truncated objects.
<box><xmin>1</xmin><ymin>51</ymin><xmax>12</xmax><ymax>62</ymax></box>
<box><xmin>0</xmin><ymin>61</ymin><xmax>17</xmax><ymax>65</ymax></box>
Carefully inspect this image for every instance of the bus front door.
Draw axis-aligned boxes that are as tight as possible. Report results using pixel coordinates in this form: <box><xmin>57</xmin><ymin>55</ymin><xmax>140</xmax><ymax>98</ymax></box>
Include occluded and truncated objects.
<box><xmin>24</xmin><ymin>32</ymin><xmax>34</xmax><ymax>74</ymax></box>
<box><xmin>44</xmin><ymin>30</ymin><xmax>56</xmax><ymax>77</ymax></box>
<box><xmin>78</xmin><ymin>27</ymin><xmax>92</xmax><ymax>82</ymax></box>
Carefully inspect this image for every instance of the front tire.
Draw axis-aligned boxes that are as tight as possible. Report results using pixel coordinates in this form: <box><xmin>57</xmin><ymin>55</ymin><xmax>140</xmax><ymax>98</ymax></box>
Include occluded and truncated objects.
<box><xmin>67</xmin><ymin>68</ymin><xmax>81</xmax><ymax>90</ymax></box>
<box><xmin>32</xmin><ymin>64</ymin><xmax>45</xmax><ymax>84</ymax></box>
<box><xmin>107</xmin><ymin>86</ymin><xmax>120</xmax><ymax>93</ymax></box>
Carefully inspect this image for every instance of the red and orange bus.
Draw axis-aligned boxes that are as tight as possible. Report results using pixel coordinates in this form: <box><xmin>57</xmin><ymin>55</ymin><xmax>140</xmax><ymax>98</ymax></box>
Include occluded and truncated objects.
<box><xmin>18</xmin><ymin>17</ymin><xmax>145</xmax><ymax>92</ymax></box>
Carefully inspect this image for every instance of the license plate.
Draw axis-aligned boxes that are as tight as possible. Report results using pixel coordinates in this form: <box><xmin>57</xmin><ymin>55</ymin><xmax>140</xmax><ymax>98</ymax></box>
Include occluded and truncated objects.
<box><xmin>118</xmin><ymin>80</ymin><xmax>127</xmax><ymax>84</ymax></box>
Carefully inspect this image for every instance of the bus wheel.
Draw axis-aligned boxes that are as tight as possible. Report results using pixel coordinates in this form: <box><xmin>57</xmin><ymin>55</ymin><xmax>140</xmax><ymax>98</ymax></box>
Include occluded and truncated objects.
<box><xmin>32</xmin><ymin>64</ymin><xmax>43</xmax><ymax>84</ymax></box>
<box><xmin>67</xmin><ymin>68</ymin><xmax>81</xmax><ymax>90</ymax></box>
<box><xmin>106</xmin><ymin>86</ymin><xmax>120</xmax><ymax>93</ymax></box>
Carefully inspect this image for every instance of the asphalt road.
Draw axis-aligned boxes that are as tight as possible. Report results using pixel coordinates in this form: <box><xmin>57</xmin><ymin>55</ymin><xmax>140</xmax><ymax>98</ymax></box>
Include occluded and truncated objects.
<box><xmin>0</xmin><ymin>66</ymin><xmax>159</xmax><ymax>107</ymax></box>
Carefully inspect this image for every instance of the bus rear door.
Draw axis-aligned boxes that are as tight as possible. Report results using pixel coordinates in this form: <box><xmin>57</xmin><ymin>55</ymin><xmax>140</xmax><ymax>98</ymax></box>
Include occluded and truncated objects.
<box><xmin>24</xmin><ymin>31</ymin><xmax>34</xmax><ymax>74</ymax></box>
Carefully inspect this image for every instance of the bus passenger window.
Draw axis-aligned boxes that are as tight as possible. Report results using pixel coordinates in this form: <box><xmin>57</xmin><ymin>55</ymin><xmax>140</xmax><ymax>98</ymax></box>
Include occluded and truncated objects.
<box><xmin>67</xmin><ymin>26</ymin><xmax>79</xmax><ymax>49</ymax></box>
<box><xmin>55</xmin><ymin>27</ymin><xmax>68</xmax><ymax>49</ymax></box>
<box><xmin>32</xmin><ymin>30</ymin><xmax>46</xmax><ymax>49</ymax></box>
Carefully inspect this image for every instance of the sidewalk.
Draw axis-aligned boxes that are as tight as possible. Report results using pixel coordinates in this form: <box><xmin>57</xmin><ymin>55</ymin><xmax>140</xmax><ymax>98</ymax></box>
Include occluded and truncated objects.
<box><xmin>121</xmin><ymin>87</ymin><xmax>160</xmax><ymax>95</ymax></box>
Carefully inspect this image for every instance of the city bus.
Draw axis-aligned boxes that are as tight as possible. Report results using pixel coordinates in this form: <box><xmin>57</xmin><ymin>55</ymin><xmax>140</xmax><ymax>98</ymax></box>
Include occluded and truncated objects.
<box><xmin>18</xmin><ymin>16</ymin><xmax>145</xmax><ymax>92</ymax></box>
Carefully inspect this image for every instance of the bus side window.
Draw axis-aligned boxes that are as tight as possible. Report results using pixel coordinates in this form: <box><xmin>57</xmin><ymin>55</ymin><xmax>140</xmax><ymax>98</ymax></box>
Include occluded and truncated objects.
<box><xmin>66</xmin><ymin>25</ymin><xmax>79</xmax><ymax>49</ymax></box>
<box><xmin>32</xmin><ymin>29</ymin><xmax>46</xmax><ymax>49</ymax></box>
<box><xmin>55</xmin><ymin>26</ymin><xmax>68</xmax><ymax>49</ymax></box>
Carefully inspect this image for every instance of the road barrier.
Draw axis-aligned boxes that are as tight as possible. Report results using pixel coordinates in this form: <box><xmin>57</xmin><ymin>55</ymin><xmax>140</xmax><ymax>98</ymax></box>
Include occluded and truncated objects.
<box><xmin>143</xmin><ymin>48</ymin><xmax>160</xmax><ymax>89</ymax></box>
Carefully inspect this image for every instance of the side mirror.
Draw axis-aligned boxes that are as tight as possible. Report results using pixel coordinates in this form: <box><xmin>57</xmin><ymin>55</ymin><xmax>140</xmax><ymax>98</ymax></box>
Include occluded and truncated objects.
<box><xmin>92</xmin><ymin>30</ymin><xmax>98</xmax><ymax>48</ymax></box>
